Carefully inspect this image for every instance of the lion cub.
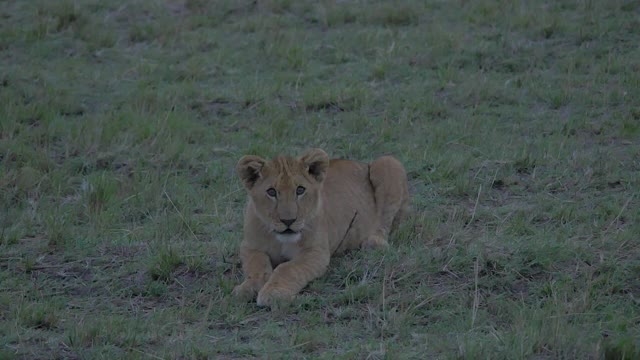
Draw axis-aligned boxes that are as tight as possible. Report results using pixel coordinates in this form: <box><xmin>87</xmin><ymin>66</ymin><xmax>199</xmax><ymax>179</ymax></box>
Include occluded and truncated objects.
<box><xmin>232</xmin><ymin>148</ymin><xmax>409</xmax><ymax>307</ymax></box>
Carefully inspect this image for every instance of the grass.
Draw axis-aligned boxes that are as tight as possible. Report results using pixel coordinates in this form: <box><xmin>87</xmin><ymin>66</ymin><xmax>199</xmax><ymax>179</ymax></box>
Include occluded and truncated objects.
<box><xmin>1</xmin><ymin>0</ymin><xmax>639</xmax><ymax>358</ymax></box>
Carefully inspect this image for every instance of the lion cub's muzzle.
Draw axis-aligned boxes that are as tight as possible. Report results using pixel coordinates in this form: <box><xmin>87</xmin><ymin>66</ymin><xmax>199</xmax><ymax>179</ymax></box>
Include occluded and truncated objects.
<box><xmin>274</xmin><ymin>227</ymin><xmax>302</xmax><ymax>243</ymax></box>
<box><xmin>273</xmin><ymin>218</ymin><xmax>302</xmax><ymax>233</ymax></box>
<box><xmin>274</xmin><ymin>225</ymin><xmax>302</xmax><ymax>235</ymax></box>
<box><xmin>273</xmin><ymin>219</ymin><xmax>304</xmax><ymax>243</ymax></box>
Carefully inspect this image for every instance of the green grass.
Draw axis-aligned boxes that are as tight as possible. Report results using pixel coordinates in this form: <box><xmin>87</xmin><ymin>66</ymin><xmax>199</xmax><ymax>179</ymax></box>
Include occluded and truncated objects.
<box><xmin>1</xmin><ymin>0</ymin><xmax>639</xmax><ymax>358</ymax></box>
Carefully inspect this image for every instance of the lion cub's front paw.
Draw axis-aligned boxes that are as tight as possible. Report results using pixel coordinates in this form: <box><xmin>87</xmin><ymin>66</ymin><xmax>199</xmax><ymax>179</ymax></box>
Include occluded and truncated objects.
<box><xmin>256</xmin><ymin>286</ymin><xmax>295</xmax><ymax>308</ymax></box>
<box><xmin>232</xmin><ymin>281</ymin><xmax>259</xmax><ymax>302</ymax></box>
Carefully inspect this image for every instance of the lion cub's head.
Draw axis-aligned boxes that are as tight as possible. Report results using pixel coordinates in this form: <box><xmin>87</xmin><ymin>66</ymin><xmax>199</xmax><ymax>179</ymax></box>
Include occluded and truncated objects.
<box><xmin>236</xmin><ymin>149</ymin><xmax>329</xmax><ymax>243</ymax></box>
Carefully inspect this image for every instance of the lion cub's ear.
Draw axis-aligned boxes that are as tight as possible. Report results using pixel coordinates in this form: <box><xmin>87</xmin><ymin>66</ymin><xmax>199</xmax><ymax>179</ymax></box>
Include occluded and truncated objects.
<box><xmin>237</xmin><ymin>155</ymin><xmax>266</xmax><ymax>190</ymax></box>
<box><xmin>299</xmin><ymin>148</ymin><xmax>329</xmax><ymax>183</ymax></box>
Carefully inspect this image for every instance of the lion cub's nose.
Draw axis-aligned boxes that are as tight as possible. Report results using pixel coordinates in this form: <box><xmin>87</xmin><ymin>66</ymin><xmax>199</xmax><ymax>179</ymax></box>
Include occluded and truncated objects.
<box><xmin>280</xmin><ymin>218</ymin><xmax>296</xmax><ymax>227</ymax></box>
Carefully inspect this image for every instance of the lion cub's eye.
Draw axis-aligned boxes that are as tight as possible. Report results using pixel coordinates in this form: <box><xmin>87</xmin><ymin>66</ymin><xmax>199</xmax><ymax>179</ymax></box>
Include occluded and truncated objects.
<box><xmin>266</xmin><ymin>188</ymin><xmax>277</xmax><ymax>197</ymax></box>
<box><xmin>296</xmin><ymin>186</ymin><xmax>306</xmax><ymax>196</ymax></box>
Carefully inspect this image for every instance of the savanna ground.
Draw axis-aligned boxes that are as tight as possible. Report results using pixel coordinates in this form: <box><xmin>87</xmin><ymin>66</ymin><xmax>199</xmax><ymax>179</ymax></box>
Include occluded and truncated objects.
<box><xmin>1</xmin><ymin>0</ymin><xmax>639</xmax><ymax>358</ymax></box>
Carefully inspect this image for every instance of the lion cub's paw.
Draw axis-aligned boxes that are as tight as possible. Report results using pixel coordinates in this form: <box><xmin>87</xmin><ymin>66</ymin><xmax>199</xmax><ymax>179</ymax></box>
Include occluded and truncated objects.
<box><xmin>362</xmin><ymin>233</ymin><xmax>389</xmax><ymax>249</ymax></box>
<box><xmin>256</xmin><ymin>286</ymin><xmax>295</xmax><ymax>308</ymax></box>
<box><xmin>232</xmin><ymin>281</ymin><xmax>259</xmax><ymax>302</ymax></box>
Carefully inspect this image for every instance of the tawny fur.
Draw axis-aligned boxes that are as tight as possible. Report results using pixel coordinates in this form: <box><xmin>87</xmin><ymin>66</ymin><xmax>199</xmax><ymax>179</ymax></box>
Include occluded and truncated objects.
<box><xmin>232</xmin><ymin>148</ymin><xmax>410</xmax><ymax>307</ymax></box>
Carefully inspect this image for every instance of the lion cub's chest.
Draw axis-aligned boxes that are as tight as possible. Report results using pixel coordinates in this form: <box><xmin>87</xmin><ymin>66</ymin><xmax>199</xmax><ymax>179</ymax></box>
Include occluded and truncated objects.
<box><xmin>279</xmin><ymin>242</ymin><xmax>301</xmax><ymax>262</ymax></box>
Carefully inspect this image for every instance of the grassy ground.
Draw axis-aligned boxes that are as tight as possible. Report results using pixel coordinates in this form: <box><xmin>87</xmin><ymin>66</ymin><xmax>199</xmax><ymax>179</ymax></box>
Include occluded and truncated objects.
<box><xmin>1</xmin><ymin>0</ymin><xmax>639</xmax><ymax>358</ymax></box>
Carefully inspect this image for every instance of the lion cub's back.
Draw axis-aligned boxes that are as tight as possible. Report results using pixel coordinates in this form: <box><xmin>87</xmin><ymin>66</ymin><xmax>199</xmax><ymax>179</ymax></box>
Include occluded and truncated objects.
<box><xmin>324</xmin><ymin>159</ymin><xmax>373</xmax><ymax>199</ymax></box>
<box><xmin>323</xmin><ymin>159</ymin><xmax>378</xmax><ymax>253</ymax></box>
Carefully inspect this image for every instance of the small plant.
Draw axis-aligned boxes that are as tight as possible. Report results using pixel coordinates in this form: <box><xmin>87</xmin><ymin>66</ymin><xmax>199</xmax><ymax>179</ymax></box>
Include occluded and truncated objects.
<box><xmin>16</xmin><ymin>303</ymin><xmax>60</xmax><ymax>330</ymax></box>
<box><xmin>148</xmin><ymin>245</ymin><xmax>183</xmax><ymax>282</ymax></box>
<box><xmin>44</xmin><ymin>212</ymin><xmax>69</xmax><ymax>247</ymax></box>
<box><xmin>82</xmin><ymin>172</ymin><xmax>118</xmax><ymax>215</ymax></box>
